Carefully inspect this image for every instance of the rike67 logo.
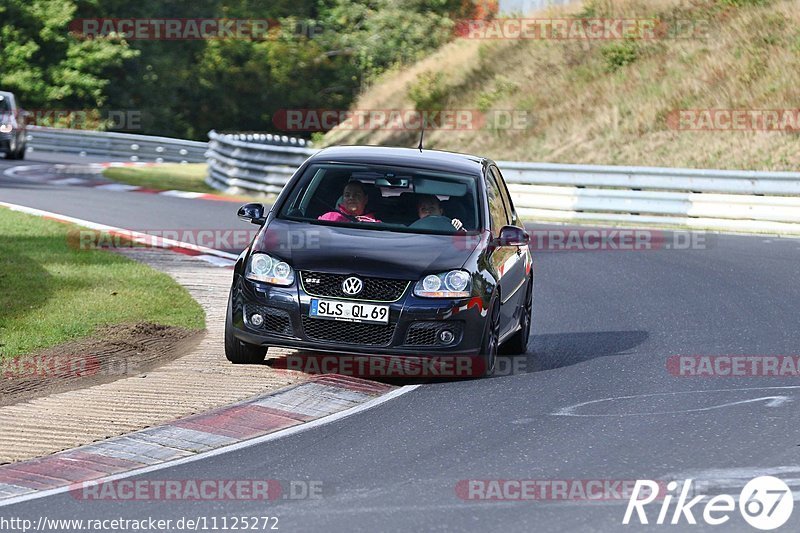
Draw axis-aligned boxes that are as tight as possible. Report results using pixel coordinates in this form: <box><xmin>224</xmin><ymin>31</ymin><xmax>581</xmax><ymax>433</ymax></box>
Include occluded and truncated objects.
<box><xmin>623</xmin><ymin>477</ymin><xmax>794</xmax><ymax>530</ymax></box>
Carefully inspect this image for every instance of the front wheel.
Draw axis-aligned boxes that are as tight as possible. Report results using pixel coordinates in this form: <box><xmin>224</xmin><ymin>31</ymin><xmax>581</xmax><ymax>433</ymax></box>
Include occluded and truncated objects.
<box><xmin>224</xmin><ymin>292</ymin><xmax>267</xmax><ymax>364</ymax></box>
<box><xmin>478</xmin><ymin>299</ymin><xmax>500</xmax><ymax>377</ymax></box>
<box><xmin>4</xmin><ymin>140</ymin><xmax>17</xmax><ymax>160</ymax></box>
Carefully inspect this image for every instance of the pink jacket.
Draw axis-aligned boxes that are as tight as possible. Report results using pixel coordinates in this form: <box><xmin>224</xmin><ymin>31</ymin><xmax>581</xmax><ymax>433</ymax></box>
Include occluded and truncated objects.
<box><xmin>318</xmin><ymin>204</ymin><xmax>381</xmax><ymax>223</ymax></box>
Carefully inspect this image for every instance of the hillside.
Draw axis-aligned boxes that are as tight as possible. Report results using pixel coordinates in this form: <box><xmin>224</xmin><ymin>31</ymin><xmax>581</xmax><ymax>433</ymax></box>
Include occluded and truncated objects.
<box><xmin>321</xmin><ymin>0</ymin><xmax>800</xmax><ymax>171</ymax></box>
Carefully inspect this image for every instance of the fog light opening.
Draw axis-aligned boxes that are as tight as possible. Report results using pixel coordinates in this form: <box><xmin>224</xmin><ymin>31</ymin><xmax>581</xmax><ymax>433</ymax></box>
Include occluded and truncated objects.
<box><xmin>250</xmin><ymin>313</ymin><xmax>264</xmax><ymax>327</ymax></box>
<box><xmin>439</xmin><ymin>329</ymin><xmax>455</xmax><ymax>344</ymax></box>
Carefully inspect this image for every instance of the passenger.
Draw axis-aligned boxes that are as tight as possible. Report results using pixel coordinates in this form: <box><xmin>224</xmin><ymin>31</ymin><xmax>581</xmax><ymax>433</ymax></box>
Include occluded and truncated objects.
<box><xmin>318</xmin><ymin>181</ymin><xmax>381</xmax><ymax>223</ymax></box>
<box><xmin>415</xmin><ymin>194</ymin><xmax>463</xmax><ymax>230</ymax></box>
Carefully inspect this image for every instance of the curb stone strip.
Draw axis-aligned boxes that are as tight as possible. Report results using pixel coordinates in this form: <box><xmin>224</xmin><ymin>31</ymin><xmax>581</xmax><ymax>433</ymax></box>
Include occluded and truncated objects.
<box><xmin>0</xmin><ymin>376</ymin><xmax>394</xmax><ymax>501</ymax></box>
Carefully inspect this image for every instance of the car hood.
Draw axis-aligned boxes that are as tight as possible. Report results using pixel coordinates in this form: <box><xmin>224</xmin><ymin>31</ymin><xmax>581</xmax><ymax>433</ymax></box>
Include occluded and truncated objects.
<box><xmin>253</xmin><ymin>218</ymin><xmax>483</xmax><ymax>279</ymax></box>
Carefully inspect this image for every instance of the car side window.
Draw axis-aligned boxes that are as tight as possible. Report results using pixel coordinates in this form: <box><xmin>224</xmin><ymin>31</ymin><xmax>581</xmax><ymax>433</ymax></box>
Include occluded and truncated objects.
<box><xmin>491</xmin><ymin>166</ymin><xmax>518</xmax><ymax>226</ymax></box>
<box><xmin>485</xmin><ymin>170</ymin><xmax>510</xmax><ymax>235</ymax></box>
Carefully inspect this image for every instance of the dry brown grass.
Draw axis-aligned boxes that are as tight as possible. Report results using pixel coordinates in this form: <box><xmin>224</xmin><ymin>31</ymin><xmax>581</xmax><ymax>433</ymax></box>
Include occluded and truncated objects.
<box><xmin>322</xmin><ymin>0</ymin><xmax>800</xmax><ymax>171</ymax></box>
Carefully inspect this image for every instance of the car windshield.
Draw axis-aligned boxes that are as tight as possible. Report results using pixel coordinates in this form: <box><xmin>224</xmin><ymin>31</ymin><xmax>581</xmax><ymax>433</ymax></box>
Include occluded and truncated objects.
<box><xmin>0</xmin><ymin>96</ymin><xmax>10</xmax><ymax>113</ymax></box>
<box><xmin>278</xmin><ymin>163</ymin><xmax>481</xmax><ymax>234</ymax></box>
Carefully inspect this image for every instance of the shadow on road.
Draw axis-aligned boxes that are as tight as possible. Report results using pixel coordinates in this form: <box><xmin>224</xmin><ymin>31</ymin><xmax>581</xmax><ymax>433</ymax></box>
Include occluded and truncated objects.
<box><xmin>526</xmin><ymin>330</ymin><xmax>649</xmax><ymax>372</ymax></box>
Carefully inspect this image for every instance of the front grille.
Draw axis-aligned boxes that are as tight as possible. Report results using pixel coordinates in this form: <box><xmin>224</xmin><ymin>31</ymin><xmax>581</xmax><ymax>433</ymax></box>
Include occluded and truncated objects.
<box><xmin>405</xmin><ymin>321</ymin><xmax>464</xmax><ymax>346</ymax></box>
<box><xmin>244</xmin><ymin>304</ymin><xmax>292</xmax><ymax>335</ymax></box>
<box><xmin>300</xmin><ymin>271</ymin><xmax>409</xmax><ymax>302</ymax></box>
<box><xmin>301</xmin><ymin>316</ymin><xmax>396</xmax><ymax>346</ymax></box>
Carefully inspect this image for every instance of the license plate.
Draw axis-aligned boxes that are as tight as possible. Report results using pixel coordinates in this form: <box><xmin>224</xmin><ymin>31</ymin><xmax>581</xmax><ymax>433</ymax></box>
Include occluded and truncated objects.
<box><xmin>309</xmin><ymin>299</ymin><xmax>389</xmax><ymax>324</ymax></box>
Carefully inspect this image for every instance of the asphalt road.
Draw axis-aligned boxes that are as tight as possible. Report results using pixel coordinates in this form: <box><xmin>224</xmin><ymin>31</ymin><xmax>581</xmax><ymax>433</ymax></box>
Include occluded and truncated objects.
<box><xmin>2</xmin><ymin>156</ymin><xmax>800</xmax><ymax>532</ymax></box>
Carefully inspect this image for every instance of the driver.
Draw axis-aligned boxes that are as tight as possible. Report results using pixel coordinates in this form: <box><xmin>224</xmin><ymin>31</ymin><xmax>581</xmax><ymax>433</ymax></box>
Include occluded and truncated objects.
<box><xmin>416</xmin><ymin>194</ymin><xmax>463</xmax><ymax>230</ymax></box>
<box><xmin>318</xmin><ymin>181</ymin><xmax>381</xmax><ymax>223</ymax></box>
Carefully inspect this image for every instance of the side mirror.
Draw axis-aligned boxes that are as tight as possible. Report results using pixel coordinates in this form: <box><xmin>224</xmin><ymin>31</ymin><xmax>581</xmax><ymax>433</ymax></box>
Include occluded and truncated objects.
<box><xmin>237</xmin><ymin>203</ymin><xmax>266</xmax><ymax>226</ymax></box>
<box><xmin>494</xmin><ymin>225</ymin><xmax>529</xmax><ymax>247</ymax></box>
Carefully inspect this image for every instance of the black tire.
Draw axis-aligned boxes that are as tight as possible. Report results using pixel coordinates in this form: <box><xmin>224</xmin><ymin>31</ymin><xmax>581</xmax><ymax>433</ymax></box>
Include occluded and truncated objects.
<box><xmin>224</xmin><ymin>291</ymin><xmax>267</xmax><ymax>364</ymax></box>
<box><xmin>501</xmin><ymin>274</ymin><xmax>533</xmax><ymax>355</ymax></box>
<box><xmin>5</xmin><ymin>138</ymin><xmax>21</xmax><ymax>160</ymax></box>
<box><xmin>478</xmin><ymin>299</ymin><xmax>500</xmax><ymax>377</ymax></box>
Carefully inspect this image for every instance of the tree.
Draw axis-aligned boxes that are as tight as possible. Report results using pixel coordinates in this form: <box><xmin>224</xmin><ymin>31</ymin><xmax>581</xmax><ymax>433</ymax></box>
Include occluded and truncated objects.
<box><xmin>1</xmin><ymin>0</ymin><xmax>492</xmax><ymax>137</ymax></box>
<box><xmin>0</xmin><ymin>0</ymin><xmax>137</xmax><ymax>113</ymax></box>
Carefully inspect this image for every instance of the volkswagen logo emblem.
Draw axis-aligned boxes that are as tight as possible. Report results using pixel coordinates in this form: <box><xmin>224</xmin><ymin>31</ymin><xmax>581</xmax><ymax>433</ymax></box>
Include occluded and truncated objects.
<box><xmin>342</xmin><ymin>276</ymin><xmax>363</xmax><ymax>295</ymax></box>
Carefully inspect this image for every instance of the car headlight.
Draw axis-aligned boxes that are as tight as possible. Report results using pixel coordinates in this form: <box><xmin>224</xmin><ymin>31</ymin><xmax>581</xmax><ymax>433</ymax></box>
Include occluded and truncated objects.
<box><xmin>414</xmin><ymin>270</ymin><xmax>471</xmax><ymax>298</ymax></box>
<box><xmin>0</xmin><ymin>124</ymin><xmax>12</xmax><ymax>133</ymax></box>
<box><xmin>245</xmin><ymin>253</ymin><xmax>295</xmax><ymax>286</ymax></box>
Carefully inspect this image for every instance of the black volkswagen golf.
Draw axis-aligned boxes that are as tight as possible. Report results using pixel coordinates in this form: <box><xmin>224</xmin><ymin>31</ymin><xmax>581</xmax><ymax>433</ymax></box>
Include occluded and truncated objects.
<box><xmin>225</xmin><ymin>146</ymin><xmax>533</xmax><ymax>377</ymax></box>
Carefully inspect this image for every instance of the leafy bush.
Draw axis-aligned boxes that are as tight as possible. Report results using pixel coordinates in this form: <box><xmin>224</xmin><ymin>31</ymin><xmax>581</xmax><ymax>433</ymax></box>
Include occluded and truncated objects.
<box><xmin>476</xmin><ymin>76</ymin><xmax>518</xmax><ymax>112</ymax></box>
<box><xmin>601</xmin><ymin>40</ymin><xmax>639</xmax><ymax>72</ymax></box>
<box><xmin>408</xmin><ymin>71</ymin><xmax>449</xmax><ymax>111</ymax></box>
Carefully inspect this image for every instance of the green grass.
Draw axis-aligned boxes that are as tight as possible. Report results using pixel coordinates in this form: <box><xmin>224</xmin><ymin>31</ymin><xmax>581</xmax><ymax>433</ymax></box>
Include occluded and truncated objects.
<box><xmin>0</xmin><ymin>208</ymin><xmax>205</xmax><ymax>358</ymax></box>
<box><xmin>102</xmin><ymin>163</ymin><xmax>216</xmax><ymax>193</ymax></box>
<box><xmin>102</xmin><ymin>164</ymin><xmax>263</xmax><ymax>202</ymax></box>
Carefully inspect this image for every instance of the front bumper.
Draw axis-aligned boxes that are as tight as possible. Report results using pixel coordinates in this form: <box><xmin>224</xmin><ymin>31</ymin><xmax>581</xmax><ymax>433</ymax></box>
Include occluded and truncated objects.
<box><xmin>229</xmin><ymin>275</ymin><xmax>488</xmax><ymax>357</ymax></box>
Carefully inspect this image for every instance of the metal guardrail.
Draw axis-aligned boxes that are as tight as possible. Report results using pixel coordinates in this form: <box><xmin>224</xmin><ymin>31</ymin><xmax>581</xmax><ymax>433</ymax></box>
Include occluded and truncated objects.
<box><xmin>205</xmin><ymin>130</ymin><xmax>315</xmax><ymax>195</ymax></box>
<box><xmin>25</xmin><ymin>126</ymin><xmax>800</xmax><ymax>234</ymax></box>
<box><xmin>27</xmin><ymin>126</ymin><xmax>207</xmax><ymax>163</ymax></box>
<box><xmin>497</xmin><ymin>161</ymin><xmax>800</xmax><ymax>195</ymax></box>
<box><xmin>498</xmin><ymin>161</ymin><xmax>800</xmax><ymax>234</ymax></box>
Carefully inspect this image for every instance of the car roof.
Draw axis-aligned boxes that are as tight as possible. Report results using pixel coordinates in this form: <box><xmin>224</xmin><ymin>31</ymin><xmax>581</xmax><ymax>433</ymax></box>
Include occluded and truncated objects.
<box><xmin>308</xmin><ymin>146</ymin><xmax>489</xmax><ymax>176</ymax></box>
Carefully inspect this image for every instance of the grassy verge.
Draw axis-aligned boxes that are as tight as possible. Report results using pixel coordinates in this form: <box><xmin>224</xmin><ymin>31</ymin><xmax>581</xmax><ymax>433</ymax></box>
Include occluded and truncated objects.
<box><xmin>323</xmin><ymin>0</ymin><xmax>800</xmax><ymax>172</ymax></box>
<box><xmin>102</xmin><ymin>163</ymin><xmax>261</xmax><ymax>202</ymax></box>
<box><xmin>0</xmin><ymin>207</ymin><xmax>205</xmax><ymax>358</ymax></box>
<box><xmin>103</xmin><ymin>163</ymin><xmax>214</xmax><ymax>192</ymax></box>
